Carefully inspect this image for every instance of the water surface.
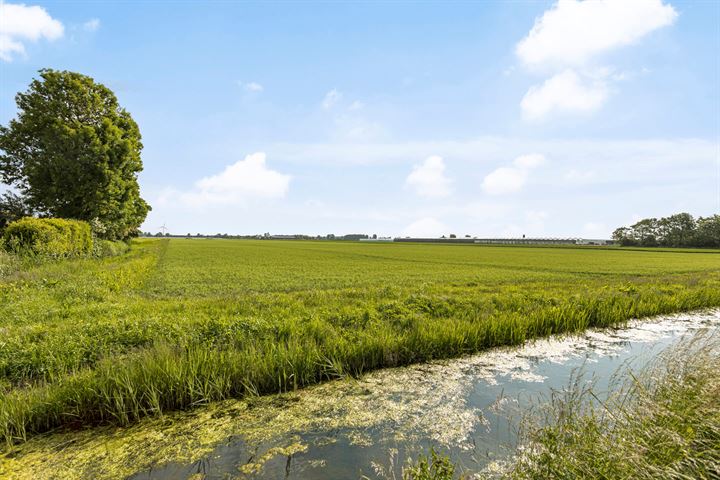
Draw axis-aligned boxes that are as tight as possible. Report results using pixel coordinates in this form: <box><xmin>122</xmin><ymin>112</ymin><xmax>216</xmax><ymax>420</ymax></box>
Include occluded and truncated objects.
<box><xmin>130</xmin><ymin>309</ymin><xmax>720</xmax><ymax>479</ymax></box>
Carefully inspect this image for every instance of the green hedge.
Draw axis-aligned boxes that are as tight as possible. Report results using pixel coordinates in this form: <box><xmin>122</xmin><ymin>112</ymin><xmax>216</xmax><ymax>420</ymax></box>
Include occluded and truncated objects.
<box><xmin>2</xmin><ymin>217</ymin><xmax>93</xmax><ymax>258</ymax></box>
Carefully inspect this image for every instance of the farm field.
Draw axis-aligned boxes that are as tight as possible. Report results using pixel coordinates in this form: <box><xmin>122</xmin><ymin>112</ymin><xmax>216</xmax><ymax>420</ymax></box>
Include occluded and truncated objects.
<box><xmin>1</xmin><ymin>238</ymin><xmax>720</xmax><ymax>451</ymax></box>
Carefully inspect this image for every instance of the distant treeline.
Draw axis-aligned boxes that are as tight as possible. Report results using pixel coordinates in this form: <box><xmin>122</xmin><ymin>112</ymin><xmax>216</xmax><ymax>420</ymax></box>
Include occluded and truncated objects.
<box><xmin>612</xmin><ymin>213</ymin><xmax>719</xmax><ymax>248</ymax></box>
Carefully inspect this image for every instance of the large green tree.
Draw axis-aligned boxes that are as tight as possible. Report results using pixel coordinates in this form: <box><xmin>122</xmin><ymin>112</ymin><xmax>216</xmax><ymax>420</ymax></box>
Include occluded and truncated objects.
<box><xmin>613</xmin><ymin>213</ymin><xmax>718</xmax><ymax>248</ymax></box>
<box><xmin>657</xmin><ymin>213</ymin><xmax>696</xmax><ymax>247</ymax></box>
<box><xmin>0</xmin><ymin>191</ymin><xmax>32</xmax><ymax>230</ymax></box>
<box><xmin>0</xmin><ymin>69</ymin><xmax>150</xmax><ymax>240</ymax></box>
<box><xmin>694</xmin><ymin>215</ymin><xmax>720</xmax><ymax>247</ymax></box>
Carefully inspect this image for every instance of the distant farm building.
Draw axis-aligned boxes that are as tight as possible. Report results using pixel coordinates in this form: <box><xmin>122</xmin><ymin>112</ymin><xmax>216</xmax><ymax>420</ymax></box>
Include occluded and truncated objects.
<box><xmin>575</xmin><ymin>239</ymin><xmax>615</xmax><ymax>245</ymax></box>
<box><xmin>474</xmin><ymin>238</ymin><xmax>577</xmax><ymax>245</ymax></box>
<box><xmin>392</xmin><ymin>237</ymin><xmax>614</xmax><ymax>246</ymax></box>
<box><xmin>394</xmin><ymin>237</ymin><xmax>476</xmax><ymax>244</ymax></box>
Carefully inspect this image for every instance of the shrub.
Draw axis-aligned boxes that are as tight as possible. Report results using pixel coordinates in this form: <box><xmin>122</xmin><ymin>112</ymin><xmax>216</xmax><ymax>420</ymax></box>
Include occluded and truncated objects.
<box><xmin>2</xmin><ymin>217</ymin><xmax>92</xmax><ymax>258</ymax></box>
<box><xmin>93</xmin><ymin>239</ymin><xmax>130</xmax><ymax>257</ymax></box>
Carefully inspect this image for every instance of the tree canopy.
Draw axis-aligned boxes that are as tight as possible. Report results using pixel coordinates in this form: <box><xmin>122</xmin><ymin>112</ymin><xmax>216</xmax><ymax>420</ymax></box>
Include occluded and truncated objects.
<box><xmin>0</xmin><ymin>69</ymin><xmax>150</xmax><ymax>240</ymax></box>
<box><xmin>612</xmin><ymin>213</ymin><xmax>719</xmax><ymax>248</ymax></box>
<box><xmin>0</xmin><ymin>191</ymin><xmax>32</xmax><ymax>230</ymax></box>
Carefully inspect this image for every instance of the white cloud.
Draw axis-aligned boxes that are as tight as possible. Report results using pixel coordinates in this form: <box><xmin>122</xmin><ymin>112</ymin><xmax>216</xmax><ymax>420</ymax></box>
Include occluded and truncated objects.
<box><xmin>516</xmin><ymin>0</ymin><xmax>677</xmax><ymax>69</ymax></box>
<box><xmin>0</xmin><ymin>2</ymin><xmax>64</xmax><ymax>61</ymax></box>
<box><xmin>513</xmin><ymin>153</ymin><xmax>546</xmax><ymax>169</ymax></box>
<box><xmin>238</xmin><ymin>81</ymin><xmax>264</xmax><ymax>92</ymax></box>
<box><xmin>521</xmin><ymin>70</ymin><xmax>608</xmax><ymax>120</ymax></box>
<box><xmin>267</xmin><ymin>138</ymin><xmax>715</xmax><ymax>172</ymax></box>
<box><xmin>145</xmin><ymin>137</ymin><xmax>717</xmax><ymax>236</ymax></box>
<box><xmin>482</xmin><ymin>153</ymin><xmax>545</xmax><ymax>195</ymax></box>
<box><xmin>401</xmin><ymin>217</ymin><xmax>448</xmax><ymax>238</ymax></box>
<box><xmin>83</xmin><ymin>18</ymin><xmax>100</xmax><ymax>32</ymax></box>
<box><xmin>481</xmin><ymin>167</ymin><xmax>529</xmax><ymax>196</ymax></box>
<box><xmin>182</xmin><ymin>152</ymin><xmax>290</xmax><ymax>206</ymax></box>
<box><xmin>0</xmin><ymin>35</ymin><xmax>24</xmax><ymax>60</ymax></box>
<box><xmin>406</xmin><ymin>155</ymin><xmax>452</xmax><ymax>198</ymax></box>
<box><xmin>322</xmin><ymin>89</ymin><xmax>342</xmax><ymax>109</ymax></box>
<box><xmin>516</xmin><ymin>0</ymin><xmax>677</xmax><ymax>121</ymax></box>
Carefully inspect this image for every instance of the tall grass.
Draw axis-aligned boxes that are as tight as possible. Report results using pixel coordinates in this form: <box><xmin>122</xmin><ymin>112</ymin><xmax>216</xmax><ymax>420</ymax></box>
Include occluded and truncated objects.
<box><xmin>0</xmin><ymin>250</ymin><xmax>18</xmax><ymax>278</ymax></box>
<box><xmin>2</xmin><ymin>290</ymin><xmax>718</xmax><ymax>447</ymax></box>
<box><xmin>1</xmin><ymin>239</ymin><xmax>720</xmax><ymax>448</ymax></box>
<box><xmin>506</xmin><ymin>330</ymin><xmax>720</xmax><ymax>479</ymax></box>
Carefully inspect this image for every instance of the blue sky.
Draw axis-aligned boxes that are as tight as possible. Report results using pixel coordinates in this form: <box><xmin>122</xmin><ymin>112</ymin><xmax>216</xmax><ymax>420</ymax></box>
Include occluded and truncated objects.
<box><xmin>1</xmin><ymin>0</ymin><xmax>718</xmax><ymax>237</ymax></box>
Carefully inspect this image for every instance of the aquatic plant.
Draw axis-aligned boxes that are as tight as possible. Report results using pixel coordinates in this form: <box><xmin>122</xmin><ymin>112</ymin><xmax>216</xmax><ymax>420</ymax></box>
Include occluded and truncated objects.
<box><xmin>402</xmin><ymin>449</ymin><xmax>458</xmax><ymax>480</ymax></box>
<box><xmin>367</xmin><ymin>448</ymin><xmax>461</xmax><ymax>480</ymax></box>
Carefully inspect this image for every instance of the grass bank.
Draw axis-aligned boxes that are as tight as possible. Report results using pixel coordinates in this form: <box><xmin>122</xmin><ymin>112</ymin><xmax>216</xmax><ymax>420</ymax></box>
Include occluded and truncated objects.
<box><xmin>505</xmin><ymin>330</ymin><xmax>720</xmax><ymax>479</ymax></box>
<box><xmin>397</xmin><ymin>329</ymin><xmax>720</xmax><ymax>480</ymax></box>
<box><xmin>1</xmin><ymin>239</ymin><xmax>719</xmax><ymax>448</ymax></box>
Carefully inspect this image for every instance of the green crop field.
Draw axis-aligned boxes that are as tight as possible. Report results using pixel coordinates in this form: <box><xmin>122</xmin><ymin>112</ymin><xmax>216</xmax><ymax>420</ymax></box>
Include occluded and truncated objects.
<box><xmin>2</xmin><ymin>239</ymin><xmax>720</xmax><ymax>448</ymax></box>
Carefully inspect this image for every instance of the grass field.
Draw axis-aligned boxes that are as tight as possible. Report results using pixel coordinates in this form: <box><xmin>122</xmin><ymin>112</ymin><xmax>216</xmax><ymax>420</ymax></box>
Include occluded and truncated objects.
<box><xmin>2</xmin><ymin>238</ymin><xmax>720</xmax><ymax>448</ymax></box>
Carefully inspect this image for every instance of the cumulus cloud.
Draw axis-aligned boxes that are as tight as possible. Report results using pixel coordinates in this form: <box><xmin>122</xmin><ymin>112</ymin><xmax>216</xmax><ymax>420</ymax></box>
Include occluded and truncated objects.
<box><xmin>0</xmin><ymin>2</ymin><xmax>64</xmax><ymax>61</ymax></box>
<box><xmin>516</xmin><ymin>0</ymin><xmax>677</xmax><ymax>121</ymax></box>
<box><xmin>322</xmin><ymin>89</ymin><xmax>342</xmax><ymax>109</ymax></box>
<box><xmin>516</xmin><ymin>0</ymin><xmax>677</xmax><ymax>69</ymax></box>
<box><xmin>83</xmin><ymin>18</ymin><xmax>100</xmax><ymax>32</ymax></box>
<box><xmin>183</xmin><ymin>152</ymin><xmax>290</xmax><ymax>205</ymax></box>
<box><xmin>406</xmin><ymin>155</ymin><xmax>452</xmax><ymax>198</ymax></box>
<box><xmin>521</xmin><ymin>70</ymin><xmax>608</xmax><ymax>120</ymax></box>
<box><xmin>482</xmin><ymin>154</ymin><xmax>545</xmax><ymax>195</ymax></box>
<box><xmin>482</xmin><ymin>168</ymin><xmax>529</xmax><ymax>195</ymax></box>
<box><xmin>401</xmin><ymin>217</ymin><xmax>448</xmax><ymax>238</ymax></box>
